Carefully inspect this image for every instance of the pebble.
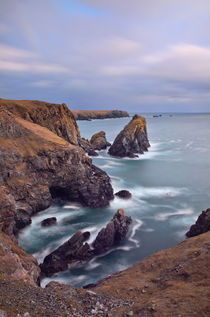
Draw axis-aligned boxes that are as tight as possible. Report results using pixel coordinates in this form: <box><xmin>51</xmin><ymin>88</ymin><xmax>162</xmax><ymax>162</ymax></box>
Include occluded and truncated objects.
<box><xmin>141</xmin><ymin>289</ymin><xmax>146</xmax><ymax>294</ymax></box>
<box><xmin>127</xmin><ymin>311</ymin><xmax>134</xmax><ymax>316</ymax></box>
<box><xmin>0</xmin><ymin>309</ymin><xmax>7</xmax><ymax>317</ymax></box>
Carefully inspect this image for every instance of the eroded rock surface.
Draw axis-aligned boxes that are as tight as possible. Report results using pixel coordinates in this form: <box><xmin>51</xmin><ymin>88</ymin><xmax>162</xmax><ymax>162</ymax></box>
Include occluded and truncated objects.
<box><xmin>90</xmin><ymin>131</ymin><xmax>111</xmax><ymax>151</ymax></box>
<box><xmin>41</xmin><ymin>217</ymin><xmax>57</xmax><ymax>227</ymax></box>
<box><xmin>40</xmin><ymin>230</ymin><xmax>93</xmax><ymax>276</ymax></box>
<box><xmin>108</xmin><ymin>114</ymin><xmax>150</xmax><ymax>158</ymax></box>
<box><xmin>186</xmin><ymin>208</ymin><xmax>210</xmax><ymax>237</ymax></box>
<box><xmin>93</xmin><ymin>209</ymin><xmax>132</xmax><ymax>255</ymax></box>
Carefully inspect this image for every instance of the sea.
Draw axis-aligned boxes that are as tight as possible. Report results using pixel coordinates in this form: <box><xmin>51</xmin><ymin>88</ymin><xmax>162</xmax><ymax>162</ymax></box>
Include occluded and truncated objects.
<box><xmin>19</xmin><ymin>113</ymin><xmax>210</xmax><ymax>287</ymax></box>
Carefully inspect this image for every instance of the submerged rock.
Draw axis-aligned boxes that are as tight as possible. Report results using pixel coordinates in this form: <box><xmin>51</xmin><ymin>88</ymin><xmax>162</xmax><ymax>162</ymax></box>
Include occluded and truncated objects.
<box><xmin>90</xmin><ymin>131</ymin><xmax>111</xmax><ymax>151</ymax></box>
<box><xmin>108</xmin><ymin>114</ymin><xmax>150</xmax><ymax>158</ymax></box>
<box><xmin>41</xmin><ymin>217</ymin><xmax>57</xmax><ymax>227</ymax></box>
<box><xmin>40</xmin><ymin>230</ymin><xmax>92</xmax><ymax>276</ymax></box>
<box><xmin>186</xmin><ymin>208</ymin><xmax>210</xmax><ymax>237</ymax></box>
<box><xmin>115</xmin><ymin>190</ymin><xmax>132</xmax><ymax>199</ymax></box>
<box><xmin>93</xmin><ymin>209</ymin><xmax>132</xmax><ymax>255</ymax></box>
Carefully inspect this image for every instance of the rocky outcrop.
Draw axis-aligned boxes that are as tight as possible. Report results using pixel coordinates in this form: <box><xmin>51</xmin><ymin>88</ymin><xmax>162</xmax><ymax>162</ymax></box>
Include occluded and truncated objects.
<box><xmin>186</xmin><ymin>208</ymin><xmax>210</xmax><ymax>237</ymax></box>
<box><xmin>115</xmin><ymin>190</ymin><xmax>132</xmax><ymax>199</ymax></box>
<box><xmin>0</xmin><ymin>229</ymin><xmax>40</xmax><ymax>286</ymax></box>
<box><xmin>40</xmin><ymin>209</ymin><xmax>132</xmax><ymax>276</ymax></box>
<box><xmin>77</xmin><ymin>137</ymin><xmax>98</xmax><ymax>156</ymax></box>
<box><xmin>72</xmin><ymin>110</ymin><xmax>129</xmax><ymax>121</ymax></box>
<box><xmin>108</xmin><ymin>114</ymin><xmax>150</xmax><ymax>158</ymax></box>
<box><xmin>40</xmin><ymin>230</ymin><xmax>93</xmax><ymax>276</ymax></box>
<box><xmin>93</xmin><ymin>209</ymin><xmax>132</xmax><ymax>255</ymax></box>
<box><xmin>41</xmin><ymin>217</ymin><xmax>57</xmax><ymax>227</ymax></box>
<box><xmin>90</xmin><ymin>131</ymin><xmax>111</xmax><ymax>151</ymax></box>
<box><xmin>0</xmin><ymin>107</ymin><xmax>114</xmax><ymax>237</ymax></box>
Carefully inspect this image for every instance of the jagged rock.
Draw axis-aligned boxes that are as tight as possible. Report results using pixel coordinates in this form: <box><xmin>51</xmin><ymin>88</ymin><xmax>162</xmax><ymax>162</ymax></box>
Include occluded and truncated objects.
<box><xmin>40</xmin><ymin>210</ymin><xmax>132</xmax><ymax>276</ymax></box>
<box><xmin>90</xmin><ymin>131</ymin><xmax>111</xmax><ymax>151</ymax></box>
<box><xmin>78</xmin><ymin>137</ymin><xmax>98</xmax><ymax>156</ymax></box>
<box><xmin>92</xmin><ymin>209</ymin><xmax>132</xmax><ymax>255</ymax></box>
<box><xmin>0</xmin><ymin>106</ymin><xmax>114</xmax><ymax>236</ymax></box>
<box><xmin>40</xmin><ymin>230</ymin><xmax>92</xmax><ymax>276</ymax></box>
<box><xmin>41</xmin><ymin>217</ymin><xmax>57</xmax><ymax>227</ymax></box>
<box><xmin>186</xmin><ymin>209</ymin><xmax>210</xmax><ymax>237</ymax></box>
<box><xmin>108</xmin><ymin>114</ymin><xmax>150</xmax><ymax>158</ymax></box>
<box><xmin>72</xmin><ymin>110</ymin><xmax>129</xmax><ymax>121</ymax></box>
<box><xmin>115</xmin><ymin>190</ymin><xmax>132</xmax><ymax>199</ymax></box>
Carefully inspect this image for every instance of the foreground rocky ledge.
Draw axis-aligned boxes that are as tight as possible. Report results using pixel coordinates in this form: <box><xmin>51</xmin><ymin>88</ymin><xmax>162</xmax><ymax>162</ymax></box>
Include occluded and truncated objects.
<box><xmin>71</xmin><ymin>110</ymin><xmax>129</xmax><ymax>121</ymax></box>
<box><xmin>0</xmin><ymin>229</ymin><xmax>209</xmax><ymax>316</ymax></box>
<box><xmin>108</xmin><ymin>114</ymin><xmax>150</xmax><ymax>158</ymax></box>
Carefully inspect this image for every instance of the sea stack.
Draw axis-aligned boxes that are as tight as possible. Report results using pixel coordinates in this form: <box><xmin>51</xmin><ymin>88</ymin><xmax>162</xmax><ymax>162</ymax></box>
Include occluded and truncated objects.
<box><xmin>90</xmin><ymin>131</ymin><xmax>111</xmax><ymax>151</ymax></box>
<box><xmin>108</xmin><ymin>114</ymin><xmax>150</xmax><ymax>158</ymax></box>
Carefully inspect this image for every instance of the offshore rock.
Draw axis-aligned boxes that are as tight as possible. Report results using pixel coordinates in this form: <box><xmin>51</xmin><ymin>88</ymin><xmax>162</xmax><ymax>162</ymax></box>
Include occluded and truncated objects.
<box><xmin>40</xmin><ymin>209</ymin><xmax>132</xmax><ymax>276</ymax></box>
<box><xmin>186</xmin><ymin>208</ymin><xmax>210</xmax><ymax>237</ymax></box>
<box><xmin>108</xmin><ymin>114</ymin><xmax>150</xmax><ymax>158</ymax></box>
<box><xmin>115</xmin><ymin>190</ymin><xmax>132</xmax><ymax>199</ymax></box>
<box><xmin>40</xmin><ymin>230</ymin><xmax>92</xmax><ymax>276</ymax></box>
<box><xmin>92</xmin><ymin>209</ymin><xmax>132</xmax><ymax>255</ymax></box>
<box><xmin>0</xmin><ymin>107</ymin><xmax>114</xmax><ymax>236</ymax></box>
<box><xmin>90</xmin><ymin>131</ymin><xmax>111</xmax><ymax>151</ymax></box>
<box><xmin>41</xmin><ymin>217</ymin><xmax>57</xmax><ymax>227</ymax></box>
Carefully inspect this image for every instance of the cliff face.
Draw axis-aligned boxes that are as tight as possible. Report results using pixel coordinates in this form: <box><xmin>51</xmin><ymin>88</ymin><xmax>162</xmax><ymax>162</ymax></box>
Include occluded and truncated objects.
<box><xmin>0</xmin><ymin>106</ymin><xmax>113</xmax><ymax>236</ymax></box>
<box><xmin>108</xmin><ymin>114</ymin><xmax>150</xmax><ymax>158</ymax></box>
<box><xmin>0</xmin><ymin>99</ymin><xmax>80</xmax><ymax>145</ymax></box>
<box><xmin>72</xmin><ymin>110</ymin><xmax>129</xmax><ymax>120</ymax></box>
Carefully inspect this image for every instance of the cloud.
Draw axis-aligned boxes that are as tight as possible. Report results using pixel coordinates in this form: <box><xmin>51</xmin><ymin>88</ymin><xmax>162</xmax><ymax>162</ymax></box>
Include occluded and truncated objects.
<box><xmin>0</xmin><ymin>44</ymin><xmax>37</xmax><ymax>60</ymax></box>
<box><xmin>31</xmin><ymin>80</ymin><xmax>55</xmax><ymax>87</ymax></box>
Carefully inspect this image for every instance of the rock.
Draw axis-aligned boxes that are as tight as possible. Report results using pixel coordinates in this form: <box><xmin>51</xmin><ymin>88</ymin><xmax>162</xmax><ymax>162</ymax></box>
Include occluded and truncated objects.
<box><xmin>186</xmin><ymin>208</ymin><xmax>210</xmax><ymax>237</ymax></box>
<box><xmin>40</xmin><ymin>230</ymin><xmax>93</xmax><ymax>276</ymax></box>
<box><xmin>108</xmin><ymin>114</ymin><xmax>150</xmax><ymax>158</ymax></box>
<box><xmin>41</xmin><ymin>217</ymin><xmax>57</xmax><ymax>227</ymax></box>
<box><xmin>90</xmin><ymin>131</ymin><xmax>111</xmax><ymax>151</ymax></box>
<box><xmin>77</xmin><ymin>137</ymin><xmax>98</xmax><ymax>156</ymax></box>
<box><xmin>72</xmin><ymin>110</ymin><xmax>129</xmax><ymax>121</ymax></box>
<box><xmin>0</xmin><ymin>106</ymin><xmax>114</xmax><ymax>236</ymax></box>
<box><xmin>92</xmin><ymin>209</ymin><xmax>132</xmax><ymax>255</ymax></box>
<box><xmin>115</xmin><ymin>190</ymin><xmax>132</xmax><ymax>199</ymax></box>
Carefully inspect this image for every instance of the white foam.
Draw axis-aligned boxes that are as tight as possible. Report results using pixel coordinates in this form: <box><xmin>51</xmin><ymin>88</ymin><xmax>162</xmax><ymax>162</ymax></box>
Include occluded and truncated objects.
<box><xmin>132</xmin><ymin>186</ymin><xmax>187</xmax><ymax>199</ymax></box>
<box><xmin>81</xmin><ymin>226</ymin><xmax>97</xmax><ymax>233</ymax></box>
<box><xmin>62</xmin><ymin>204</ymin><xmax>81</xmax><ymax>210</ymax></box>
<box><xmin>128</xmin><ymin>219</ymin><xmax>143</xmax><ymax>247</ymax></box>
<box><xmin>155</xmin><ymin>208</ymin><xmax>194</xmax><ymax>221</ymax></box>
<box><xmin>85</xmin><ymin>259</ymin><xmax>101</xmax><ymax>271</ymax></box>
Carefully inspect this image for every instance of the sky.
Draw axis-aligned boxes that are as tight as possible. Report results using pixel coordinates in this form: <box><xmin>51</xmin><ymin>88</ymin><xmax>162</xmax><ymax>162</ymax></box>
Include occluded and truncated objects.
<box><xmin>0</xmin><ymin>0</ymin><xmax>210</xmax><ymax>112</ymax></box>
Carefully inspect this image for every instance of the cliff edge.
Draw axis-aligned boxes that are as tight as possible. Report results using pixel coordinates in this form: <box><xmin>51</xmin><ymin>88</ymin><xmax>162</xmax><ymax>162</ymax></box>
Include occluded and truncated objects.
<box><xmin>72</xmin><ymin>110</ymin><xmax>129</xmax><ymax>121</ymax></box>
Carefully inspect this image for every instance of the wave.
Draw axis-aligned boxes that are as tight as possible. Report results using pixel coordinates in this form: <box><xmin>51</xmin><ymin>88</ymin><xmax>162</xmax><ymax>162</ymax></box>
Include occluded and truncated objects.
<box><xmin>128</xmin><ymin>219</ymin><xmax>143</xmax><ymax>247</ymax></box>
<box><xmin>155</xmin><ymin>208</ymin><xmax>194</xmax><ymax>221</ymax></box>
<box><xmin>132</xmin><ymin>186</ymin><xmax>188</xmax><ymax>199</ymax></box>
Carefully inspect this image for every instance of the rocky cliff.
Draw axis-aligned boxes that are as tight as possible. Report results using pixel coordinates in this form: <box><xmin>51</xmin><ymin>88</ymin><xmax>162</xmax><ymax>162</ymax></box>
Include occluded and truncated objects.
<box><xmin>0</xmin><ymin>106</ymin><xmax>113</xmax><ymax>237</ymax></box>
<box><xmin>72</xmin><ymin>110</ymin><xmax>129</xmax><ymax>120</ymax></box>
<box><xmin>108</xmin><ymin>114</ymin><xmax>150</xmax><ymax>158</ymax></box>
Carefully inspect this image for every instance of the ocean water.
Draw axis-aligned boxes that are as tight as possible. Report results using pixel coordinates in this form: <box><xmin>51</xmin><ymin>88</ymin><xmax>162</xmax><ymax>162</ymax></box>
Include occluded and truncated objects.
<box><xmin>19</xmin><ymin>113</ymin><xmax>210</xmax><ymax>287</ymax></box>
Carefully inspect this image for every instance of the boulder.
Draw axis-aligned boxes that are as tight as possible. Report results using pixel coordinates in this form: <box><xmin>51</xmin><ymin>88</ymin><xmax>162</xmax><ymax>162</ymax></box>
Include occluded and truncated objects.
<box><xmin>186</xmin><ymin>208</ymin><xmax>210</xmax><ymax>237</ymax></box>
<box><xmin>40</xmin><ymin>230</ymin><xmax>92</xmax><ymax>276</ymax></box>
<box><xmin>41</xmin><ymin>217</ymin><xmax>57</xmax><ymax>227</ymax></box>
<box><xmin>108</xmin><ymin>114</ymin><xmax>150</xmax><ymax>158</ymax></box>
<box><xmin>115</xmin><ymin>190</ymin><xmax>132</xmax><ymax>199</ymax></box>
<box><xmin>90</xmin><ymin>131</ymin><xmax>111</xmax><ymax>151</ymax></box>
<box><xmin>92</xmin><ymin>209</ymin><xmax>132</xmax><ymax>255</ymax></box>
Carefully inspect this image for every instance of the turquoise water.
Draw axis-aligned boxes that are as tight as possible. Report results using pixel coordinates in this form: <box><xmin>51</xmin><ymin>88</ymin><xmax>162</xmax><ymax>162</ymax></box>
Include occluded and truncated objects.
<box><xmin>19</xmin><ymin>113</ymin><xmax>210</xmax><ymax>287</ymax></box>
